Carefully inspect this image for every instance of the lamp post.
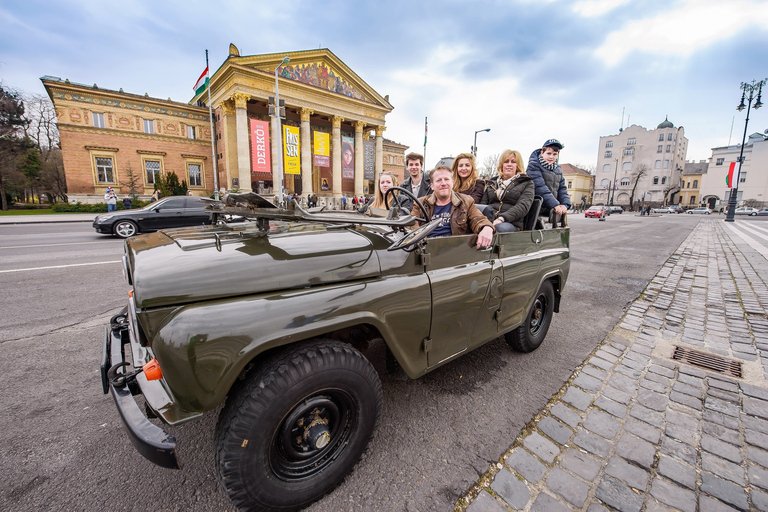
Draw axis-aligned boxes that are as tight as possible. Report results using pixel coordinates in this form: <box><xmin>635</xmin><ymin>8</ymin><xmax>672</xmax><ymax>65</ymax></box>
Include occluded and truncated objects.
<box><xmin>726</xmin><ymin>78</ymin><xmax>765</xmax><ymax>222</ymax></box>
<box><xmin>273</xmin><ymin>56</ymin><xmax>290</xmax><ymax>207</ymax></box>
<box><xmin>472</xmin><ymin>128</ymin><xmax>490</xmax><ymax>157</ymax></box>
<box><xmin>610</xmin><ymin>158</ymin><xmax>619</xmax><ymax>205</ymax></box>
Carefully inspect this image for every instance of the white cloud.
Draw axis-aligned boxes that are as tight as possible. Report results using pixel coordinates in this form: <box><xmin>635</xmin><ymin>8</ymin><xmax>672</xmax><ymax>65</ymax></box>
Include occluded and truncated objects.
<box><xmin>595</xmin><ymin>0</ymin><xmax>768</xmax><ymax>65</ymax></box>
<box><xmin>572</xmin><ymin>0</ymin><xmax>631</xmax><ymax>17</ymax></box>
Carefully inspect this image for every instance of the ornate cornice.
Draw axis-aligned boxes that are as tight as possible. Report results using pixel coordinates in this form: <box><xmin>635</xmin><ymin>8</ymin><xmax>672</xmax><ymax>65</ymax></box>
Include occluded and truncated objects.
<box><xmin>181</xmin><ymin>154</ymin><xmax>207</xmax><ymax>159</ymax></box>
<box><xmin>84</xmin><ymin>145</ymin><xmax>119</xmax><ymax>152</ymax></box>
<box><xmin>136</xmin><ymin>150</ymin><xmax>166</xmax><ymax>156</ymax></box>
<box><xmin>59</xmin><ymin>124</ymin><xmax>210</xmax><ymax>146</ymax></box>
<box><xmin>50</xmin><ymin>90</ymin><xmax>209</xmax><ymax>122</ymax></box>
<box><xmin>332</xmin><ymin>115</ymin><xmax>344</xmax><ymax>128</ymax></box>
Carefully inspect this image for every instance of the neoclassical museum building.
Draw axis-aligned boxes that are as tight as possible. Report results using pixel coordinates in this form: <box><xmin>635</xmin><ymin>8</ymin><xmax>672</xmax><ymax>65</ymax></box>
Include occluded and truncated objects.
<box><xmin>43</xmin><ymin>45</ymin><xmax>404</xmax><ymax>205</ymax></box>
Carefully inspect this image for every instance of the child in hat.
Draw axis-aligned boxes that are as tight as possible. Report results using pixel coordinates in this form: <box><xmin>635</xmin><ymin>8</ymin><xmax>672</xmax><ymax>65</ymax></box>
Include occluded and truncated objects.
<box><xmin>526</xmin><ymin>139</ymin><xmax>571</xmax><ymax>217</ymax></box>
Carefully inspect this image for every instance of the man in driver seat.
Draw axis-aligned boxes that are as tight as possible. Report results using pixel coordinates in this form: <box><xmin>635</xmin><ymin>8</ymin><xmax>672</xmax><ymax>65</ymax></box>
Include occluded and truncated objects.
<box><xmin>411</xmin><ymin>165</ymin><xmax>495</xmax><ymax>249</ymax></box>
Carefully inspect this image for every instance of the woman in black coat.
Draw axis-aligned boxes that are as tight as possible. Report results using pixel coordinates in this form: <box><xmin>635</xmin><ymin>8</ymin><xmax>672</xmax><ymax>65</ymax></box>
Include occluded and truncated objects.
<box><xmin>451</xmin><ymin>153</ymin><xmax>486</xmax><ymax>204</ymax></box>
<box><xmin>480</xmin><ymin>149</ymin><xmax>534</xmax><ymax>232</ymax></box>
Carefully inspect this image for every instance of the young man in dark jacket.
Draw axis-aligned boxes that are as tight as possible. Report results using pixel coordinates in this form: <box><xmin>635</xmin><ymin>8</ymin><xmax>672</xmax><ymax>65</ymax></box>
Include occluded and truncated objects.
<box><xmin>527</xmin><ymin>139</ymin><xmax>571</xmax><ymax>217</ymax></box>
<box><xmin>400</xmin><ymin>152</ymin><xmax>430</xmax><ymax>212</ymax></box>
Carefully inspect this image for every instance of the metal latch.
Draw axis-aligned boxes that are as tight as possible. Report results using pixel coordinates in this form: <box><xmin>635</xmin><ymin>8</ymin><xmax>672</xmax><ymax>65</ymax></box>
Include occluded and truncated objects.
<box><xmin>419</xmin><ymin>252</ymin><xmax>430</xmax><ymax>266</ymax></box>
<box><xmin>422</xmin><ymin>338</ymin><xmax>432</xmax><ymax>353</ymax></box>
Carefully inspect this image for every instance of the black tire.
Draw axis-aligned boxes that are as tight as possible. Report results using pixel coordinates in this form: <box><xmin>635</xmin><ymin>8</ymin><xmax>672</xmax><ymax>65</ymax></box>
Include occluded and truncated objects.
<box><xmin>215</xmin><ymin>340</ymin><xmax>382</xmax><ymax>512</ymax></box>
<box><xmin>113</xmin><ymin>220</ymin><xmax>138</xmax><ymax>238</ymax></box>
<box><xmin>505</xmin><ymin>280</ymin><xmax>555</xmax><ymax>353</ymax></box>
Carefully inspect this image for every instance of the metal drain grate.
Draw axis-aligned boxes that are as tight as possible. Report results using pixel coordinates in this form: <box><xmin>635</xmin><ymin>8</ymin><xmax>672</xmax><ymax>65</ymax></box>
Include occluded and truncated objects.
<box><xmin>672</xmin><ymin>346</ymin><xmax>743</xmax><ymax>378</ymax></box>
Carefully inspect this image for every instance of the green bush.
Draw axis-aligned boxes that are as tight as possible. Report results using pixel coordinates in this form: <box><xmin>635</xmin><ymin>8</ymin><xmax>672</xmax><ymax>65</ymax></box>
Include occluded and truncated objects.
<box><xmin>51</xmin><ymin>200</ymin><xmax>150</xmax><ymax>213</ymax></box>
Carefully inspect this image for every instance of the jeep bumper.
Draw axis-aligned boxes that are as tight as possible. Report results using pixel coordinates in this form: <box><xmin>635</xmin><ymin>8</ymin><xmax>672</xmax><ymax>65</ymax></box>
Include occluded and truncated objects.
<box><xmin>101</xmin><ymin>322</ymin><xmax>180</xmax><ymax>469</ymax></box>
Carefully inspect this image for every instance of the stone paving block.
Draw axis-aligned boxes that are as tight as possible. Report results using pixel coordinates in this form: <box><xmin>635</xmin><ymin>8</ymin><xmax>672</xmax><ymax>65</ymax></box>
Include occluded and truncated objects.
<box><xmin>747</xmin><ymin>430</ymin><xmax>768</xmax><ymax>451</ymax></box>
<box><xmin>650</xmin><ymin>477</ymin><xmax>696</xmax><ymax>512</ymax></box>
<box><xmin>708</xmin><ymin>377</ymin><xmax>740</xmax><ymax>393</ymax></box>
<box><xmin>702</xmin><ymin>452</ymin><xmax>746</xmax><ymax>484</ymax></box>
<box><xmin>467</xmin><ymin>489</ymin><xmax>509</xmax><ymax>512</ymax></box>
<box><xmin>573</xmin><ymin>430</ymin><xmax>612</xmax><ymax>458</ymax></box>
<box><xmin>665</xmin><ymin>423</ymin><xmax>697</xmax><ymax>445</ymax></box>
<box><xmin>677</xmin><ymin>372</ymin><xmax>704</xmax><ymax>387</ymax></box>
<box><xmin>506</xmin><ymin>448</ymin><xmax>546</xmax><ymax>484</ymax></box>
<box><xmin>742</xmin><ymin>382</ymin><xmax>768</xmax><ymax>401</ymax></box>
<box><xmin>702</xmin><ymin>421</ymin><xmax>741</xmax><ymax>446</ymax></box>
<box><xmin>550</xmin><ymin>403</ymin><xmax>581</xmax><ymax>428</ymax></box>
<box><xmin>589</xmin><ymin>356</ymin><xmax>615</xmax><ymax>371</ymax></box>
<box><xmin>751</xmin><ymin>489</ymin><xmax>768</xmax><ymax>512</ymax></box>
<box><xmin>621</xmin><ymin>357</ymin><xmax>648</xmax><ymax>371</ymax></box>
<box><xmin>707</xmin><ymin>388</ymin><xmax>741</xmax><ymax>403</ymax></box>
<box><xmin>609</xmin><ymin>372</ymin><xmax>640</xmax><ymax>395</ymax></box>
<box><xmin>582</xmin><ymin>364</ymin><xmax>608</xmax><ymax>381</ymax></box>
<box><xmin>595</xmin><ymin>475</ymin><xmax>644</xmax><ymax>512</ymax></box>
<box><xmin>637</xmin><ymin>389</ymin><xmax>669</xmax><ymax>412</ymax></box>
<box><xmin>594</xmin><ymin>396</ymin><xmax>628</xmax><ymax>418</ymax></box>
<box><xmin>560</xmin><ymin>448</ymin><xmax>601</xmax><ymax>482</ymax></box>
<box><xmin>639</xmin><ymin>378</ymin><xmax>668</xmax><ymax>393</ymax></box>
<box><xmin>673</xmin><ymin>381</ymin><xmax>703</xmax><ymax>398</ymax></box>
<box><xmin>666</xmin><ymin>408</ymin><xmax>700</xmax><ymax>430</ymax></box>
<box><xmin>705</xmin><ymin>397</ymin><xmax>741</xmax><ymax>417</ymax></box>
<box><xmin>645</xmin><ymin>499</ymin><xmax>677</xmax><ymax>512</ymax></box>
<box><xmin>702</xmin><ymin>434</ymin><xmax>742</xmax><ymax>463</ymax></box>
<box><xmin>529</xmin><ymin>492</ymin><xmax>570</xmax><ymax>512</ymax></box>
<box><xmin>562</xmin><ymin>386</ymin><xmax>593</xmax><ymax>411</ymax></box>
<box><xmin>490</xmin><ymin>468</ymin><xmax>530</xmax><ymax>511</ymax></box>
<box><xmin>700</xmin><ymin>472</ymin><xmax>749</xmax><ymax>510</ymax></box>
<box><xmin>743</xmin><ymin>414</ymin><xmax>768</xmax><ymax>435</ymax></box>
<box><xmin>670</xmin><ymin>390</ymin><xmax>703</xmax><ymax>410</ymax></box>
<box><xmin>657</xmin><ymin>455</ymin><xmax>696</xmax><ymax>489</ymax></box>
<box><xmin>538</xmin><ymin>416</ymin><xmax>573</xmax><ymax>445</ymax></box>
<box><xmin>624</xmin><ymin>417</ymin><xmax>661</xmax><ymax>444</ymax></box>
<box><xmin>698</xmin><ymin>494</ymin><xmax>740</xmax><ymax>512</ymax></box>
<box><xmin>595</xmin><ymin>349</ymin><xmax>619</xmax><ymax>363</ymax></box>
<box><xmin>630</xmin><ymin>404</ymin><xmax>664</xmax><ymax>427</ymax></box>
<box><xmin>661</xmin><ymin>436</ymin><xmax>698</xmax><ymax>466</ymax></box>
<box><xmin>546</xmin><ymin>467</ymin><xmax>589</xmax><ymax>507</ymax></box>
<box><xmin>583</xmin><ymin>409</ymin><xmax>621</xmax><ymax>440</ymax></box>
<box><xmin>749</xmin><ymin>446</ymin><xmax>768</xmax><ymax>469</ymax></box>
<box><xmin>602</xmin><ymin>385</ymin><xmax>632</xmax><ymax>404</ymax></box>
<box><xmin>744</xmin><ymin>396</ymin><xmax>768</xmax><ymax>421</ymax></box>
<box><xmin>586</xmin><ymin>504</ymin><xmax>611</xmax><ymax>512</ymax></box>
<box><xmin>644</xmin><ymin>371</ymin><xmax>671</xmax><ymax>387</ymax></box>
<box><xmin>750</xmin><ymin>463</ymin><xmax>768</xmax><ymax>491</ymax></box>
<box><xmin>616</xmin><ymin>433</ymin><xmax>656</xmax><ymax>469</ymax></box>
<box><xmin>616</xmin><ymin>365</ymin><xmax>642</xmax><ymax>379</ymax></box>
<box><xmin>573</xmin><ymin>373</ymin><xmax>603</xmax><ymax>393</ymax></box>
<box><xmin>651</xmin><ymin>358</ymin><xmax>676</xmax><ymax>371</ymax></box>
<box><xmin>704</xmin><ymin>409</ymin><xmax>739</xmax><ymax>429</ymax></box>
<box><xmin>605</xmin><ymin>456</ymin><xmax>650</xmax><ymax>490</ymax></box>
<box><xmin>523</xmin><ymin>432</ymin><xmax>559</xmax><ymax>463</ymax></box>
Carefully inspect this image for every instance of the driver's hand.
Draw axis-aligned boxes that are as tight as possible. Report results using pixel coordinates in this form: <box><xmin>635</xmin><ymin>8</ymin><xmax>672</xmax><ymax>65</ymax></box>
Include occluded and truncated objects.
<box><xmin>476</xmin><ymin>226</ymin><xmax>494</xmax><ymax>248</ymax></box>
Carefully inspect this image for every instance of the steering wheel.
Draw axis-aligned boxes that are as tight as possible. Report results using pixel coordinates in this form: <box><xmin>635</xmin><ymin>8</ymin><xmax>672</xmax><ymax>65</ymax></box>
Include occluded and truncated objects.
<box><xmin>387</xmin><ymin>217</ymin><xmax>443</xmax><ymax>252</ymax></box>
<box><xmin>384</xmin><ymin>186</ymin><xmax>428</xmax><ymax>222</ymax></box>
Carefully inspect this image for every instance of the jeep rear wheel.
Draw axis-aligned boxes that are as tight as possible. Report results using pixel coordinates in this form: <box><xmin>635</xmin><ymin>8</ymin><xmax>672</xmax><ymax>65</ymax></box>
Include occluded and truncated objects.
<box><xmin>505</xmin><ymin>280</ymin><xmax>555</xmax><ymax>353</ymax></box>
<box><xmin>215</xmin><ymin>340</ymin><xmax>382</xmax><ymax>512</ymax></box>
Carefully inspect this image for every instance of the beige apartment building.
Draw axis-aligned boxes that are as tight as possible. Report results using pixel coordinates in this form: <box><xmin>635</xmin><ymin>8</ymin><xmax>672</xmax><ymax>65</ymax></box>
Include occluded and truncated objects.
<box><xmin>561</xmin><ymin>164</ymin><xmax>593</xmax><ymax>208</ymax></box>
<box><xmin>699</xmin><ymin>133</ymin><xmax>768</xmax><ymax>210</ymax></box>
<box><xmin>679</xmin><ymin>160</ymin><xmax>707</xmax><ymax>208</ymax></box>
<box><xmin>595</xmin><ymin>118</ymin><xmax>688</xmax><ymax>208</ymax></box>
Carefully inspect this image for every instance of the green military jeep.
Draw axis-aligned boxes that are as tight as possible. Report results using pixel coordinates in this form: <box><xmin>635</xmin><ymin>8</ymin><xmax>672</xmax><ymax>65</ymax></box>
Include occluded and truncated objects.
<box><xmin>101</xmin><ymin>190</ymin><xmax>570</xmax><ymax>512</ymax></box>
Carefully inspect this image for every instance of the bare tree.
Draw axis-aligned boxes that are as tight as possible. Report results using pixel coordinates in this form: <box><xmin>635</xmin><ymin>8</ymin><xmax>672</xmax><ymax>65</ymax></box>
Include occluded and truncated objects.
<box><xmin>23</xmin><ymin>94</ymin><xmax>59</xmax><ymax>151</ymax></box>
<box><xmin>628</xmin><ymin>164</ymin><xmax>649</xmax><ymax>211</ymax></box>
<box><xmin>479</xmin><ymin>153</ymin><xmax>500</xmax><ymax>179</ymax></box>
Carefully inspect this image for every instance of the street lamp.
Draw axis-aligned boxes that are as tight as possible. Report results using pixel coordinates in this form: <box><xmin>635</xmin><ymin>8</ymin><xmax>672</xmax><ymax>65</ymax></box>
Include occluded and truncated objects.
<box><xmin>273</xmin><ymin>56</ymin><xmax>290</xmax><ymax>207</ymax></box>
<box><xmin>610</xmin><ymin>158</ymin><xmax>619</xmax><ymax>206</ymax></box>
<box><xmin>472</xmin><ymin>128</ymin><xmax>490</xmax><ymax>157</ymax></box>
<box><xmin>726</xmin><ymin>78</ymin><xmax>766</xmax><ymax>222</ymax></box>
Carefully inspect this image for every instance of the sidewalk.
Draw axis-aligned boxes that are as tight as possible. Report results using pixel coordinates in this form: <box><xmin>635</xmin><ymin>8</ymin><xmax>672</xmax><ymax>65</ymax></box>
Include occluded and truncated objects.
<box><xmin>459</xmin><ymin>219</ymin><xmax>768</xmax><ymax>512</ymax></box>
<box><xmin>0</xmin><ymin>213</ymin><xmax>95</xmax><ymax>224</ymax></box>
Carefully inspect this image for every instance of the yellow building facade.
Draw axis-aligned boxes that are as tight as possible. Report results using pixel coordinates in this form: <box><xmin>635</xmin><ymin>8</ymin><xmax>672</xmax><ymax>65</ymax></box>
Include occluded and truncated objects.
<box><xmin>561</xmin><ymin>164</ymin><xmax>594</xmax><ymax>208</ymax></box>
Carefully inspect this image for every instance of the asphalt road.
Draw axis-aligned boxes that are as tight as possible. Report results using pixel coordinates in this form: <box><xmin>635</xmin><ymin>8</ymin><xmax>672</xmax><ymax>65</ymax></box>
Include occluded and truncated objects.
<box><xmin>0</xmin><ymin>213</ymin><xmax>751</xmax><ymax>511</ymax></box>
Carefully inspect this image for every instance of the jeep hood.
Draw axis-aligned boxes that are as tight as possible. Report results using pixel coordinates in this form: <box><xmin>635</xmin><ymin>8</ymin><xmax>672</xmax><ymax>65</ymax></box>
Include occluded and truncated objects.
<box><xmin>126</xmin><ymin>224</ymin><xmax>380</xmax><ymax>308</ymax></box>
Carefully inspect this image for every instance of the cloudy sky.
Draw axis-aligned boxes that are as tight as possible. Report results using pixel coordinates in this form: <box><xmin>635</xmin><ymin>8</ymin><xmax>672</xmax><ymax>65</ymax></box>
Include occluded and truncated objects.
<box><xmin>2</xmin><ymin>0</ymin><xmax>767</xmax><ymax>170</ymax></box>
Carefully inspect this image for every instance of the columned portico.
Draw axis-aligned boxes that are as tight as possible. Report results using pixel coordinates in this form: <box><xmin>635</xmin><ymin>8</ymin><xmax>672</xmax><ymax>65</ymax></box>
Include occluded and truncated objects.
<box><xmin>375</xmin><ymin>126</ymin><xmax>385</xmax><ymax>185</ymax></box>
<box><xmin>332</xmin><ymin>116</ymin><xmax>343</xmax><ymax>197</ymax></box>
<box><xmin>300</xmin><ymin>108</ymin><xmax>313</xmax><ymax>198</ymax></box>
<box><xmin>233</xmin><ymin>92</ymin><xmax>252</xmax><ymax>192</ymax></box>
<box><xmin>354</xmin><ymin>121</ymin><xmax>365</xmax><ymax>196</ymax></box>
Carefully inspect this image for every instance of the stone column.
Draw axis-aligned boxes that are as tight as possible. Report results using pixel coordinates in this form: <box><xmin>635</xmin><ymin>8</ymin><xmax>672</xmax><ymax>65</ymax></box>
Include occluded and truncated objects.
<box><xmin>300</xmin><ymin>108</ymin><xmax>314</xmax><ymax>200</ymax></box>
<box><xmin>375</xmin><ymin>126</ymin><xmax>385</xmax><ymax>185</ymax></box>
<box><xmin>332</xmin><ymin>115</ymin><xmax>344</xmax><ymax>198</ymax></box>
<box><xmin>354</xmin><ymin>121</ymin><xmax>365</xmax><ymax>197</ymax></box>
<box><xmin>220</xmin><ymin>100</ymin><xmax>237</xmax><ymax>192</ymax></box>
<box><xmin>233</xmin><ymin>92</ymin><xmax>251</xmax><ymax>192</ymax></box>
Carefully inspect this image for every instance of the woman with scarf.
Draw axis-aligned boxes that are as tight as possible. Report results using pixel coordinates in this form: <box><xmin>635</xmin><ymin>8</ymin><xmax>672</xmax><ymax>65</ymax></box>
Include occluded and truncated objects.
<box><xmin>358</xmin><ymin>171</ymin><xmax>408</xmax><ymax>214</ymax></box>
<box><xmin>451</xmin><ymin>153</ymin><xmax>485</xmax><ymax>204</ymax></box>
<box><xmin>480</xmin><ymin>150</ymin><xmax>534</xmax><ymax>232</ymax></box>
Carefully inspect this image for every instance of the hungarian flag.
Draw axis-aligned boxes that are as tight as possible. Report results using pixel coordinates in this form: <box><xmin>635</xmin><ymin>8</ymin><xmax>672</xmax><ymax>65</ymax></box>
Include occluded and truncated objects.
<box><xmin>726</xmin><ymin>161</ymin><xmax>740</xmax><ymax>188</ymax></box>
<box><xmin>193</xmin><ymin>67</ymin><xmax>209</xmax><ymax>96</ymax></box>
<box><xmin>424</xmin><ymin>117</ymin><xmax>428</xmax><ymax>146</ymax></box>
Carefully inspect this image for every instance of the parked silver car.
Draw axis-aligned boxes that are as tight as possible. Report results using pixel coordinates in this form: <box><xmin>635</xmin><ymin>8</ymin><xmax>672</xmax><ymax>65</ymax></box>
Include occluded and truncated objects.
<box><xmin>686</xmin><ymin>207</ymin><xmax>712</xmax><ymax>215</ymax></box>
<box><xmin>735</xmin><ymin>207</ymin><xmax>759</xmax><ymax>216</ymax></box>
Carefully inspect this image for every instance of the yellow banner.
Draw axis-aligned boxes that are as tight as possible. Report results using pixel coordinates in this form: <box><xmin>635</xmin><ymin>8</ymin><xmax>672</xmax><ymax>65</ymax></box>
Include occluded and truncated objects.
<box><xmin>283</xmin><ymin>126</ymin><xmax>300</xmax><ymax>175</ymax></box>
<box><xmin>313</xmin><ymin>131</ymin><xmax>330</xmax><ymax>167</ymax></box>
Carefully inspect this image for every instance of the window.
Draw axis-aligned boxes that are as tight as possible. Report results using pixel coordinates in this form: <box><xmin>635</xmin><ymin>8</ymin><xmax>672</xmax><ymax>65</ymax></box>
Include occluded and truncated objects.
<box><xmin>716</xmin><ymin>158</ymin><xmax>724</xmax><ymax>165</ymax></box>
<box><xmin>666</xmin><ymin>145</ymin><xmax>671</xmax><ymax>152</ymax></box>
<box><xmin>661</xmin><ymin>176</ymin><xmax>667</xmax><ymax>185</ymax></box>
<box><xmin>690</xmin><ymin>196</ymin><xmax>696</xmax><ymax>204</ymax></box>
<box><xmin>693</xmin><ymin>180</ymin><xmax>698</xmax><ymax>188</ymax></box>
<box><xmin>96</xmin><ymin>157</ymin><xmax>114</xmax><ymax>182</ymax></box>
<box><xmin>389</xmin><ymin>156</ymin><xmax>395</xmax><ymax>164</ymax></box>
<box><xmin>567</xmin><ymin>181</ymin><xmax>572</xmax><ymax>189</ymax></box>
<box><xmin>659</xmin><ymin>133</ymin><xmax>665</xmax><ymax>141</ymax></box>
<box><xmin>188</xmin><ymin>164</ymin><xmax>202</xmax><ymax>187</ymax></box>
<box><xmin>143</xmin><ymin>119</ymin><xmax>155</xmax><ymax>134</ymax></box>
<box><xmin>601</xmin><ymin>179</ymin><xmax>611</xmax><ymax>188</ymax></box>
<box><xmin>604</xmin><ymin>151</ymin><xmax>612</xmax><ymax>158</ymax></box>
<box><xmin>668</xmin><ymin>133</ymin><xmax>674</xmax><ymax>141</ymax></box>
<box><xmin>145</xmin><ymin>160</ymin><xmax>161</xmax><ymax>184</ymax></box>
<box><xmin>623</xmin><ymin>148</ymin><xmax>634</xmax><ymax>156</ymax></box>
<box><xmin>687</xmin><ymin>181</ymin><xmax>691</xmax><ymax>188</ymax></box>
<box><xmin>620</xmin><ymin>178</ymin><xmax>630</xmax><ymax>186</ymax></box>
<box><xmin>605</xmin><ymin>140</ymin><xmax>613</xmax><ymax>148</ymax></box>
<box><xmin>187</xmin><ymin>125</ymin><xmax>196</xmax><ymax>139</ymax></box>
<box><xmin>664</xmin><ymin>159</ymin><xmax>670</xmax><ymax>169</ymax></box>
<box><xmin>740</xmin><ymin>172</ymin><xmax>746</xmax><ymax>183</ymax></box>
<box><xmin>622</xmin><ymin>162</ymin><xmax>632</xmax><ymax>171</ymax></box>
<box><xmin>653</xmin><ymin>176</ymin><xmax>659</xmax><ymax>185</ymax></box>
<box><xmin>657</xmin><ymin>145</ymin><xmax>663</xmax><ymax>153</ymax></box>
<box><xmin>627</xmin><ymin>138</ymin><xmax>636</xmax><ymax>145</ymax></box>
<box><xmin>603</xmin><ymin>164</ymin><xmax>611</xmax><ymax>173</ymax></box>
<box><xmin>92</xmin><ymin>112</ymin><xmax>105</xmax><ymax>128</ymax></box>
<box><xmin>655</xmin><ymin>160</ymin><xmax>661</xmax><ymax>169</ymax></box>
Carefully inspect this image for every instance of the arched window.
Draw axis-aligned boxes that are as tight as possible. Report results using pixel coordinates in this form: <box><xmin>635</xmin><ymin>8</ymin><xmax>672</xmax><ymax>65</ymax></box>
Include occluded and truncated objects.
<box><xmin>620</xmin><ymin>178</ymin><xmax>630</xmax><ymax>186</ymax></box>
<box><xmin>622</xmin><ymin>162</ymin><xmax>632</xmax><ymax>171</ymax></box>
<box><xmin>655</xmin><ymin>160</ymin><xmax>661</xmax><ymax>169</ymax></box>
<box><xmin>653</xmin><ymin>176</ymin><xmax>659</xmax><ymax>185</ymax></box>
<box><xmin>601</xmin><ymin>179</ymin><xmax>611</xmax><ymax>188</ymax></box>
<box><xmin>664</xmin><ymin>159</ymin><xmax>670</xmax><ymax>169</ymax></box>
<box><xmin>661</xmin><ymin>176</ymin><xmax>667</xmax><ymax>185</ymax></box>
<box><xmin>693</xmin><ymin>180</ymin><xmax>698</xmax><ymax>188</ymax></box>
<box><xmin>603</xmin><ymin>164</ymin><xmax>611</xmax><ymax>173</ymax></box>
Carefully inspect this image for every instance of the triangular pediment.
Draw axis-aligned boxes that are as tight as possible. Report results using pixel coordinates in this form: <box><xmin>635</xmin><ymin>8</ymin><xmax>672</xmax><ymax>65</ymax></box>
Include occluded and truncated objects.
<box><xmin>226</xmin><ymin>48</ymin><xmax>391</xmax><ymax>109</ymax></box>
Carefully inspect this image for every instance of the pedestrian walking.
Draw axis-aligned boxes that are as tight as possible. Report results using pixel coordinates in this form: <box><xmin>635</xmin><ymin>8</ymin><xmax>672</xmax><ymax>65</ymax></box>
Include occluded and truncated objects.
<box><xmin>122</xmin><ymin>195</ymin><xmax>133</xmax><ymax>210</ymax></box>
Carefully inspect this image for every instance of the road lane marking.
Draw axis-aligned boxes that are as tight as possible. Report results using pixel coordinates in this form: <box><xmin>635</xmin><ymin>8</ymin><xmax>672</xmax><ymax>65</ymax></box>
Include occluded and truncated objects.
<box><xmin>0</xmin><ymin>260</ymin><xmax>121</xmax><ymax>274</ymax></box>
<box><xmin>724</xmin><ymin>224</ymin><xmax>768</xmax><ymax>260</ymax></box>
<box><xmin>733</xmin><ymin>222</ymin><xmax>768</xmax><ymax>242</ymax></box>
<box><xmin>0</xmin><ymin>241</ymin><xmax>116</xmax><ymax>249</ymax></box>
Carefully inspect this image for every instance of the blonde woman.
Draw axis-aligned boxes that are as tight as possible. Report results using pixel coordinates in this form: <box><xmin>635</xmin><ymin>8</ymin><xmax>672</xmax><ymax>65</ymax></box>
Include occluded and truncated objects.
<box><xmin>451</xmin><ymin>153</ymin><xmax>485</xmax><ymax>204</ymax></box>
<box><xmin>359</xmin><ymin>171</ymin><xmax>407</xmax><ymax>213</ymax></box>
<box><xmin>480</xmin><ymin>150</ymin><xmax>534</xmax><ymax>232</ymax></box>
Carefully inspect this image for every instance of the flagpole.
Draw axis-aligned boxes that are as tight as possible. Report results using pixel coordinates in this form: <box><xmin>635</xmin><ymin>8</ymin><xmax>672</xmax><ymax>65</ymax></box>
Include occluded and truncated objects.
<box><xmin>205</xmin><ymin>49</ymin><xmax>219</xmax><ymax>200</ymax></box>
<box><xmin>423</xmin><ymin>117</ymin><xmax>427</xmax><ymax>169</ymax></box>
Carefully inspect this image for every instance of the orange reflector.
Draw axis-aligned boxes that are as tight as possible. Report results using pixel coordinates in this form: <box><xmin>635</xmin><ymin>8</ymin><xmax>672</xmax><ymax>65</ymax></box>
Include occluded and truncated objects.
<box><xmin>128</xmin><ymin>289</ymin><xmax>133</xmax><ymax>298</ymax></box>
<box><xmin>142</xmin><ymin>359</ymin><xmax>163</xmax><ymax>381</ymax></box>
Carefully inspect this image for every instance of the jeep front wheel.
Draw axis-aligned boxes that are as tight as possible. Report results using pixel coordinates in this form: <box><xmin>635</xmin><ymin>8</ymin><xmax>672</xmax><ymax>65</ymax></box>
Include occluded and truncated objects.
<box><xmin>505</xmin><ymin>280</ymin><xmax>555</xmax><ymax>353</ymax></box>
<box><xmin>215</xmin><ymin>340</ymin><xmax>382</xmax><ymax>512</ymax></box>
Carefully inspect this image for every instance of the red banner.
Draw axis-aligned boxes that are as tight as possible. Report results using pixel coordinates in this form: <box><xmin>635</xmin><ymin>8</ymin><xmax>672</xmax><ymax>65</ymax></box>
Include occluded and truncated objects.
<box><xmin>250</xmin><ymin>119</ymin><xmax>271</xmax><ymax>174</ymax></box>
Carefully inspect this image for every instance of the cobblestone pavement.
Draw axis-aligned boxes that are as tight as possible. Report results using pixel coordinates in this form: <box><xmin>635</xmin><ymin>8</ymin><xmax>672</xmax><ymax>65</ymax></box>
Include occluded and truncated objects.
<box><xmin>458</xmin><ymin>220</ymin><xmax>768</xmax><ymax>512</ymax></box>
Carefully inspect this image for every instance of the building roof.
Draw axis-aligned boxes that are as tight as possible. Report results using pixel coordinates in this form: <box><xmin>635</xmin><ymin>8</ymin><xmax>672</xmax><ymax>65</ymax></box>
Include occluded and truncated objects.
<box><xmin>657</xmin><ymin>116</ymin><xmax>674</xmax><ymax>129</ymax></box>
<box><xmin>561</xmin><ymin>163</ymin><xmax>592</xmax><ymax>176</ymax></box>
<box><xmin>435</xmin><ymin>156</ymin><xmax>454</xmax><ymax>168</ymax></box>
<box><xmin>683</xmin><ymin>160</ymin><xmax>708</xmax><ymax>176</ymax></box>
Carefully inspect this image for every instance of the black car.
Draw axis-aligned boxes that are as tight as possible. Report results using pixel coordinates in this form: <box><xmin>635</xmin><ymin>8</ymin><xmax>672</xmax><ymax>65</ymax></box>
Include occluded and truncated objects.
<box><xmin>93</xmin><ymin>196</ymin><xmax>215</xmax><ymax>238</ymax></box>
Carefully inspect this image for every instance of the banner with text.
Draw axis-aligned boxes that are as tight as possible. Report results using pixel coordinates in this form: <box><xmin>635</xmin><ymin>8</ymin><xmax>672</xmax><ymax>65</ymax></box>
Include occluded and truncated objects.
<box><xmin>342</xmin><ymin>135</ymin><xmax>354</xmax><ymax>179</ymax></box>
<box><xmin>364</xmin><ymin>140</ymin><xmax>375</xmax><ymax>180</ymax></box>
<box><xmin>250</xmin><ymin>119</ymin><xmax>271</xmax><ymax>174</ymax></box>
<box><xmin>283</xmin><ymin>126</ymin><xmax>300</xmax><ymax>174</ymax></box>
<box><xmin>313</xmin><ymin>131</ymin><xmax>330</xmax><ymax>167</ymax></box>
